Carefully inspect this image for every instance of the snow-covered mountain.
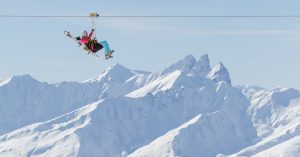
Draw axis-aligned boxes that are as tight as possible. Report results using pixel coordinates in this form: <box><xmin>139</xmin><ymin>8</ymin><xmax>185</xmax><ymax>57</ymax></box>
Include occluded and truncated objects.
<box><xmin>0</xmin><ymin>54</ymin><xmax>299</xmax><ymax>157</ymax></box>
<box><xmin>229</xmin><ymin>87</ymin><xmax>300</xmax><ymax>157</ymax></box>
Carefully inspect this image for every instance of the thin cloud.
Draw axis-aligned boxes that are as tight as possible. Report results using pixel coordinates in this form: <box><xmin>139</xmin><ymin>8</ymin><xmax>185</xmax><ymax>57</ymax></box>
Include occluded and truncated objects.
<box><xmin>182</xmin><ymin>28</ymin><xmax>300</xmax><ymax>36</ymax></box>
<box><xmin>99</xmin><ymin>19</ymin><xmax>300</xmax><ymax>37</ymax></box>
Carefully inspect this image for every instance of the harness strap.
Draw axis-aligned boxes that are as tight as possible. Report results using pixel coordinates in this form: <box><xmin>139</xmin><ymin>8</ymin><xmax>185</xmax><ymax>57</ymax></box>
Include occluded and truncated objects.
<box><xmin>85</xmin><ymin>40</ymin><xmax>94</xmax><ymax>50</ymax></box>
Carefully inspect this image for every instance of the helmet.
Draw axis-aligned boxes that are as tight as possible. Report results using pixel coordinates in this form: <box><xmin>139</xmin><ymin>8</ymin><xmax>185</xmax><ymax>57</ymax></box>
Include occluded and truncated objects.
<box><xmin>82</xmin><ymin>31</ymin><xmax>88</xmax><ymax>37</ymax></box>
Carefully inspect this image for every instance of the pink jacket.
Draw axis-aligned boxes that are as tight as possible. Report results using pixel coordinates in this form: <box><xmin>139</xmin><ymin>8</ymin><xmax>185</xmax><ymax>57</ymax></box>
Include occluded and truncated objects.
<box><xmin>79</xmin><ymin>31</ymin><xmax>93</xmax><ymax>44</ymax></box>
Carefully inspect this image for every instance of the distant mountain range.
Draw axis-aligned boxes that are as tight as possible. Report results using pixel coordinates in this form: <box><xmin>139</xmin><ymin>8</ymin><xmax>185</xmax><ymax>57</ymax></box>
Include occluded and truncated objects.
<box><xmin>0</xmin><ymin>54</ymin><xmax>299</xmax><ymax>157</ymax></box>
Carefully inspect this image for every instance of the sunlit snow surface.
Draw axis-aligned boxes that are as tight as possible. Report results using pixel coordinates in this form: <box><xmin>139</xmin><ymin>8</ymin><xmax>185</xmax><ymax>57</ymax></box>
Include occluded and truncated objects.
<box><xmin>0</xmin><ymin>54</ymin><xmax>299</xmax><ymax>157</ymax></box>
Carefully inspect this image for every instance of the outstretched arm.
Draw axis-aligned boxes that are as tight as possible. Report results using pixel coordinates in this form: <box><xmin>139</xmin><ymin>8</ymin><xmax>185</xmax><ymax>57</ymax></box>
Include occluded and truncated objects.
<box><xmin>88</xmin><ymin>29</ymin><xmax>95</xmax><ymax>39</ymax></box>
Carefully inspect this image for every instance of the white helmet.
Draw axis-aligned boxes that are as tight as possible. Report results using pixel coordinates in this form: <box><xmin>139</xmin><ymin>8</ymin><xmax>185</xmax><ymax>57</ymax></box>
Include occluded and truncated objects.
<box><xmin>82</xmin><ymin>30</ymin><xmax>88</xmax><ymax>37</ymax></box>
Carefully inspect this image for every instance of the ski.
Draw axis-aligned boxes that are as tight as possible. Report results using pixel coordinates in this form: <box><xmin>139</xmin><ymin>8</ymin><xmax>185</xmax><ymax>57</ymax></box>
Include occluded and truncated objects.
<box><xmin>105</xmin><ymin>50</ymin><xmax>114</xmax><ymax>59</ymax></box>
<box><xmin>64</xmin><ymin>31</ymin><xmax>100</xmax><ymax>59</ymax></box>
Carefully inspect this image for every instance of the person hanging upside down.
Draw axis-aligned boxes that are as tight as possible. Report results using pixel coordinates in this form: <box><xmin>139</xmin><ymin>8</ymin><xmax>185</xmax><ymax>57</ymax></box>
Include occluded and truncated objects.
<box><xmin>76</xmin><ymin>29</ymin><xmax>114</xmax><ymax>59</ymax></box>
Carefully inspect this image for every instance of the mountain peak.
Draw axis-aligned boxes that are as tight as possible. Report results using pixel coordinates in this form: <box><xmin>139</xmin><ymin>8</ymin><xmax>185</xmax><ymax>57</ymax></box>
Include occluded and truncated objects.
<box><xmin>183</xmin><ymin>54</ymin><xmax>197</xmax><ymax>63</ymax></box>
<box><xmin>85</xmin><ymin>63</ymin><xmax>138</xmax><ymax>83</ymax></box>
<box><xmin>0</xmin><ymin>74</ymin><xmax>40</xmax><ymax>86</ymax></box>
<box><xmin>190</xmin><ymin>54</ymin><xmax>211</xmax><ymax>77</ymax></box>
<box><xmin>108</xmin><ymin>63</ymin><xmax>128</xmax><ymax>71</ymax></box>
<box><xmin>11</xmin><ymin>74</ymin><xmax>35</xmax><ymax>80</ymax></box>
<box><xmin>199</xmin><ymin>54</ymin><xmax>209</xmax><ymax>62</ymax></box>
<box><xmin>105</xmin><ymin>63</ymin><xmax>132</xmax><ymax>75</ymax></box>
<box><xmin>163</xmin><ymin>54</ymin><xmax>198</xmax><ymax>75</ymax></box>
<box><xmin>207</xmin><ymin>62</ymin><xmax>231</xmax><ymax>84</ymax></box>
<box><xmin>162</xmin><ymin>54</ymin><xmax>212</xmax><ymax>78</ymax></box>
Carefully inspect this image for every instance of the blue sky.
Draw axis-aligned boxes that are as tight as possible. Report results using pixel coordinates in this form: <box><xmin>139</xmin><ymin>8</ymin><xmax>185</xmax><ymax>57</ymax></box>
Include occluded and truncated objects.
<box><xmin>1</xmin><ymin>0</ymin><xmax>300</xmax><ymax>89</ymax></box>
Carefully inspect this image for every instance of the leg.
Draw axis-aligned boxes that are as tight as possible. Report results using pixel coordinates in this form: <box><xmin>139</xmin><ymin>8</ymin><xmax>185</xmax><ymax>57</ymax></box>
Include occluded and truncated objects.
<box><xmin>100</xmin><ymin>41</ymin><xmax>111</xmax><ymax>55</ymax></box>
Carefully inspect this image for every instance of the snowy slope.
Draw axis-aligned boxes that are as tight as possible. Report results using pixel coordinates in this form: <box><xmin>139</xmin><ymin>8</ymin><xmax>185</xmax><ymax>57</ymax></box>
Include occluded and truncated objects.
<box><xmin>129</xmin><ymin>92</ymin><xmax>256</xmax><ymax>157</ymax></box>
<box><xmin>0</xmin><ymin>101</ymin><xmax>100</xmax><ymax>157</ymax></box>
<box><xmin>0</xmin><ymin>54</ymin><xmax>300</xmax><ymax>157</ymax></box>
<box><xmin>128</xmin><ymin>115</ymin><xmax>202</xmax><ymax>157</ymax></box>
<box><xmin>0</xmin><ymin>75</ymin><xmax>106</xmax><ymax>133</ymax></box>
<box><xmin>254</xmin><ymin>135</ymin><xmax>300</xmax><ymax>157</ymax></box>
<box><xmin>0</xmin><ymin>79</ymin><xmax>257</xmax><ymax>157</ymax></box>
<box><xmin>0</xmin><ymin>83</ymin><xmax>255</xmax><ymax>157</ymax></box>
<box><xmin>0</xmin><ymin>64</ymin><xmax>151</xmax><ymax>135</ymax></box>
<box><xmin>229</xmin><ymin>88</ymin><xmax>300</xmax><ymax>157</ymax></box>
<box><xmin>126</xmin><ymin>70</ymin><xmax>181</xmax><ymax>98</ymax></box>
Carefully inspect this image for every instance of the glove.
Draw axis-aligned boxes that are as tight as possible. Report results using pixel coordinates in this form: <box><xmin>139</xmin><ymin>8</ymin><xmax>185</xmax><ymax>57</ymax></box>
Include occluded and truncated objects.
<box><xmin>91</xmin><ymin>29</ymin><xmax>95</xmax><ymax>32</ymax></box>
<box><xmin>76</xmin><ymin>37</ymin><xmax>80</xmax><ymax>40</ymax></box>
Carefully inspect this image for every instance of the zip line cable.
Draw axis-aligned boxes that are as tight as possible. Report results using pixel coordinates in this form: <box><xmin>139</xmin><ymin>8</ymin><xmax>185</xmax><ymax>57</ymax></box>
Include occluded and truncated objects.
<box><xmin>1</xmin><ymin>15</ymin><xmax>300</xmax><ymax>18</ymax></box>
